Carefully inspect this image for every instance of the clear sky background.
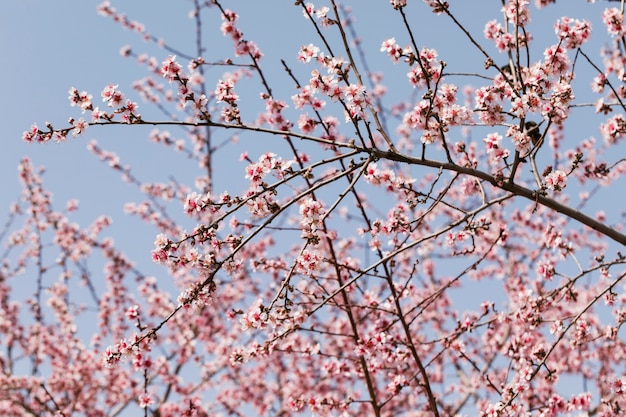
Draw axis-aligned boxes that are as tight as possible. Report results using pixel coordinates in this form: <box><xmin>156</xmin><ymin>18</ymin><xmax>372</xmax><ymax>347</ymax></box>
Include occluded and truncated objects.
<box><xmin>0</xmin><ymin>1</ymin><xmax>624</xmax><ymax>413</ymax></box>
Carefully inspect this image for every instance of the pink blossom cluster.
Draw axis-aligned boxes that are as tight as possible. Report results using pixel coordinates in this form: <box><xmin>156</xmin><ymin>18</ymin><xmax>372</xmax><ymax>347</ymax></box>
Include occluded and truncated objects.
<box><xmin>215</xmin><ymin>75</ymin><xmax>241</xmax><ymax>122</ymax></box>
<box><xmin>97</xmin><ymin>1</ymin><xmax>146</xmax><ymax>35</ymax></box>
<box><xmin>602</xmin><ymin>7</ymin><xmax>626</xmax><ymax>37</ymax></box>
<box><xmin>600</xmin><ymin>113</ymin><xmax>626</xmax><ymax>144</ymax></box>
<box><xmin>407</xmin><ymin>47</ymin><xmax>442</xmax><ymax>88</ymax></box>
<box><xmin>502</xmin><ymin>0</ymin><xmax>531</xmax><ymax>26</ymax></box>
<box><xmin>301</xmin><ymin>2</ymin><xmax>332</xmax><ymax>27</ymax></box>
<box><xmin>292</xmin><ymin>85</ymin><xmax>325</xmax><ymax>112</ymax></box>
<box><xmin>220</xmin><ymin>9</ymin><xmax>262</xmax><ymax>59</ymax></box>
<box><xmin>402</xmin><ymin>84</ymin><xmax>471</xmax><ymax>144</ymax></box>
<box><xmin>364</xmin><ymin>203</ymin><xmax>412</xmax><ymax>252</ymax></box>
<box><xmin>484</xmin><ymin>19</ymin><xmax>532</xmax><ymax>52</ymax></box>
<box><xmin>296</xmin><ymin>42</ymin><xmax>374</xmax><ymax>123</ymax></box>
<box><xmin>308</xmin><ymin>70</ymin><xmax>342</xmax><ymax>102</ymax></box>
<box><xmin>242</xmin><ymin>152</ymin><xmax>295</xmax><ymax>218</ymax></box>
<box><xmin>239</xmin><ymin>298</ymin><xmax>286</xmax><ymax>331</ymax></box>
<box><xmin>298</xmin><ymin>43</ymin><xmax>321</xmax><ymax>64</ymax></box>
<box><xmin>294</xmin><ymin>248</ymin><xmax>324</xmax><ymax>275</ymax></box>
<box><xmin>258</xmin><ymin>98</ymin><xmax>293</xmax><ymax>131</ymax></box>
<box><xmin>299</xmin><ymin>197</ymin><xmax>326</xmax><ymax>240</ymax></box>
<box><xmin>342</xmin><ymin>83</ymin><xmax>371</xmax><ymax>121</ymax></box>
<box><xmin>157</xmin><ymin>55</ymin><xmax>213</xmax><ymax>119</ymax></box>
<box><xmin>102</xmin><ymin>337</ymin><xmax>139</xmax><ymax>368</ymax></box>
<box><xmin>24</xmin><ymin>83</ymin><xmax>142</xmax><ymax>142</ymax></box>
<box><xmin>177</xmin><ymin>279</ymin><xmax>215</xmax><ymax>309</ymax></box>
<box><xmin>390</xmin><ymin>0</ymin><xmax>407</xmax><ymax>10</ymax></box>
<box><xmin>380</xmin><ymin>37</ymin><xmax>408</xmax><ymax>63</ymax></box>
<box><xmin>554</xmin><ymin>16</ymin><xmax>592</xmax><ymax>49</ymax></box>
<box><xmin>363</xmin><ymin>162</ymin><xmax>415</xmax><ymax>192</ymax></box>
<box><xmin>483</xmin><ymin>132</ymin><xmax>510</xmax><ymax>164</ymax></box>
<box><xmin>183</xmin><ymin>191</ymin><xmax>225</xmax><ymax>216</ymax></box>
<box><xmin>244</xmin><ymin>152</ymin><xmax>294</xmax><ymax>190</ymax></box>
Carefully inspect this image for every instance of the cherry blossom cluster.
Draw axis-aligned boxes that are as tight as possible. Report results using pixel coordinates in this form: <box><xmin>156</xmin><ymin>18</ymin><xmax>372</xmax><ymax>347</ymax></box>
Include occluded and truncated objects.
<box><xmin>100</xmin><ymin>84</ymin><xmax>141</xmax><ymax>123</ymax></box>
<box><xmin>239</xmin><ymin>298</ymin><xmax>287</xmax><ymax>332</ymax></box>
<box><xmin>244</xmin><ymin>152</ymin><xmax>294</xmax><ymax>190</ymax></box>
<box><xmin>219</xmin><ymin>9</ymin><xmax>262</xmax><ymax>60</ymax></box>
<box><xmin>402</xmin><ymin>84</ymin><xmax>471</xmax><ymax>144</ymax></box>
<box><xmin>101</xmin><ymin>338</ymin><xmax>133</xmax><ymax>368</ymax></box>
<box><xmin>600</xmin><ymin>113</ymin><xmax>626</xmax><ymax>144</ymax></box>
<box><xmin>554</xmin><ymin>16</ymin><xmax>592</xmax><ymax>49</ymax></box>
<box><xmin>157</xmin><ymin>55</ymin><xmax>213</xmax><ymax>120</ymax></box>
<box><xmin>259</xmin><ymin>97</ymin><xmax>294</xmax><ymax>131</ymax></box>
<box><xmin>301</xmin><ymin>2</ymin><xmax>332</xmax><ymax>27</ymax></box>
<box><xmin>294</xmin><ymin>248</ymin><xmax>324</xmax><ymax>276</ymax></box>
<box><xmin>502</xmin><ymin>0</ymin><xmax>531</xmax><ymax>26</ymax></box>
<box><xmin>363</xmin><ymin>162</ymin><xmax>416</xmax><ymax>192</ymax></box>
<box><xmin>292</xmin><ymin>85</ymin><xmax>326</xmax><ymax>113</ymax></box>
<box><xmin>406</xmin><ymin>47</ymin><xmax>442</xmax><ymax>88</ymax></box>
<box><xmin>342</xmin><ymin>83</ymin><xmax>371</xmax><ymax>121</ymax></box>
<box><xmin>97</xmin><ymin>1</ymin><xmax>146</xmax><ymax>36</ymax></box>
<box><xmin>544</xmin><ymin>169</ymin><xmax>568</xmax><ymax>191</ymax></box>
<box><xmin>160</xmin><ymin>55</ymin><xmax>182</xmax><ymax>82</ymax></box>
<box><xmin>177</xmin><ymin>278</ymin><xmax>215</xmax><ymax>309</ymax></box>
<box><xmin>307</xmin><ymin>69</ymin><xmax>338</xmax><ymax>97</ymax></box>
<box><xmin>24</xmin><ymin>83</ymin><xmax>145</xmax><ymax>144</ymax></box>
<box><xmin>380</xmin><ymin>37</ymin><xmax>409</xmax><ymax>64</ymax></box>
<box><xmin>363</xmin><ymin>203</ymin><xmax>413</xmax><ymax>252</ymax></box>
<box><xmin>298</xmin><ymin>43</ymin><xmax>321</xmax><ymax>64</ymax></box>
<box><xmin>484</xmin><ymin>19</ymin><xmax>532</xmax><ymax>53</ymax></box>
<box><xmin>296</xmin><ymin>41</ymin><xmax>375</xmax><ymax>123</ymax></box>
<box><xmin>483</xmin><ymin>132</ymin><xmax>510</xmax><ymax>164</ymax></box>
<box><xmin>215</xmin><ymin>75</ymin><xmax>241</xmax><ymax>122</ymax></box>
<box><xmin>390</xmin><ymin>0</ymin><xmax>407</xmax><ymax>10</ymax></box>
<box><xmin>183</xmin><ymin>190</ymin><xmax>225</xmax><ymax>216</ymax></box>
<box><xmin>148</xmin><ymin>128</ymin><xmax>186</xmax><ymax>151</ymax></box>
<box><xmin>242</xmin><ymin>152</ymin><xmax>295</xmax><ymax>218</ymax></box>
<box><xmin>132</xmin><ymin>75</ymin><xmax>165</xmax><ymax>105</ymax></box>
<box><xmin>602</xmin><ymin>7</ymin><xmax>626</xmax><ymax>37</ymax></box>
<box><xmin>298</xmin><ymin>197</ymin><xmax>326</xmax><ymax>240</ymax></box>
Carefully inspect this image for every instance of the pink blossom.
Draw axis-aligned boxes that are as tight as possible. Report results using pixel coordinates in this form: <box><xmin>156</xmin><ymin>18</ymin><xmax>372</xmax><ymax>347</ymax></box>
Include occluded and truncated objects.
<box><xmin>390</xmin><ymin>0</ymin><xmax>406</xmax><ymax>9</ymax></box>
<box><xmin>545</xmin><ymin>169</ymin><xmax>568</xmax><ymax>191</ymax></box>
<box><xmin>600</xmin><ymin>114</ymin><xmax>626</xmax><ymax>144</ymax></box>
<box><xmin>602</xmin><ymin>7</ymin><xmax>625</xmax><ymax>37</ymax></box>
<box><xmin>214</xmin><ymin>77</ymin><xmax>239</xmax><ymax>103</ymax></box>
<box><xmin>297</xmin><ymin>113</ymin><xmax>317</xmax><ymax>133</ymax></box>
<box><xmin>70</xmin><ymin>117</ymin><xmax>88</xmax><ymax>137</ymax></box>
<box><xmin>126</xmin><ymin>304</ymin><xmax>140</xmax><ymax>320</ymax></box>
<box><xmin>502</xmin><ymin>0</ymin><xmax>531</xmax><ymax>26</ymax></box>
<box><xmin>160</xmin><ymin>55</ymin><xmax>182</xmax><ymax>81</ymax></box>
<box><xmin>380</xmin><ymin>37</ymin><xmax>403</xmax><ymax>63</ymax></box>
<box><xmin>299</xmin><ymin>197</ymin><xmax>326</xmax><ymax>237</ymax></box>
<box><xmin>407</xmin><ymin>48</ymin><xmax>442</xmax><ymax>87</ymax></box>
<box><xmin>298</xmin><ymin>43</ymin><xmax>321</xmax><ymax>63</ymax></box>
<box><xmin>554</xmin><ymin>16</ymin><xmax>592</xmax><ymax>49</ymax></box>
<box><xmin>295</xmin><ymin>248</ymin><xmax>323</xmax><ymax>275</ymax></box>
<box><xmin>68</xmin><ymin>87</ymin><xmax>93</xmax><ymax>112</ymax></box>
<box><xmin>101</xmin><ymin>84</ymin><xmax>125</xmax><ymax>107</ymax></box>
<box><xmin>301</xmin><ymin>2</ymin><xmax>315</xmax><ymax>19</ymax></box>
<box><xmin>138</xmin><ymin>393</ymin><xmax>154</xmax><ymax>408</ymax></box>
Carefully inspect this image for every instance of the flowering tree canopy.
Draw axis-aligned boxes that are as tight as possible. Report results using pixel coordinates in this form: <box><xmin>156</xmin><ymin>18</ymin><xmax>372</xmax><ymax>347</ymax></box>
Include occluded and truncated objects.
<box><xmin>4</xmin><ymin>0</ymin><xmax>626</xmax><ymax>416</ymax></box>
